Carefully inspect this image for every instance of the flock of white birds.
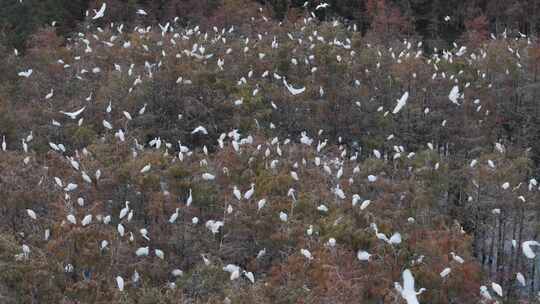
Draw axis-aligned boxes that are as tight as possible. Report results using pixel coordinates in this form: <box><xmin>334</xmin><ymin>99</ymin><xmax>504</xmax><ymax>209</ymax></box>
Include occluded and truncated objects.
<box><xmin>6</xmin><ymin>1</ymin><xmax>540</xmax><ymax>303</ymax></box>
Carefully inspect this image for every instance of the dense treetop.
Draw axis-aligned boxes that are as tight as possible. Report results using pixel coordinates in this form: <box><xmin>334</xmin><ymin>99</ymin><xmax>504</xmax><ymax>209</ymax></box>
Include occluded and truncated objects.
<box><xmin>1</xmin><ymin>1</ymin><xmax>540</xmax><ymax>303</ymax></box>
<box><xmin>1</xmin><ymin>0</ymin><xmax>539</xmax><ymax>50</ymax></box>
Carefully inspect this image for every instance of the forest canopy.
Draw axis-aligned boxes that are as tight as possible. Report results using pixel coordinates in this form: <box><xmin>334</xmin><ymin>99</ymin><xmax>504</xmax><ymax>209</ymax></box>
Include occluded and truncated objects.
<box><xmin>1</xmin><ymin>0</ymin><xmax>539</xmax><ymax>50</ymax></box>
<box><xmin>1</xmin><ymin>0</ymin><xmax>540</xmax><ymax>303</ymax></box>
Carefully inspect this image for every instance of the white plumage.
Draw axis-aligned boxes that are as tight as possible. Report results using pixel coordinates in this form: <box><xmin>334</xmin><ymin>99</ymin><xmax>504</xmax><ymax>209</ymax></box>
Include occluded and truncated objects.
<box><xmin>395</xmin><ymin>269</ymin><xmax>424</xmax><ymax>304</ymax></box>
<box><xmin>92</xmin><ymin>3</ymin><xmax>107</xmax><ymax>20</ymax></box>
<box><xmin>300</xmin><ymin>248</ymin><xmax>313</xmax><ymax>260</ymax></box>
<box><xmin>522</xmin><ymin>240</ymin><xmax>540</xmax><ymax>259</ymax></box>
<box><xmin>491</xmin><ymin>282</ymin><xmax>503</xmax><ymax>297</ymax></box>
<box><xmin>191</xmin><ymin>126</ymin><xmax>208</xmax><ymax>135</ymax></box>
<box><xmin>26</xmin><ymin>209</ymin><xmax>37</xmax><ymax>220</ymax></box>
<box><xmin>140</xmin><ymin>163</ymin><xmax>151</xmax><ymax>174</ymax></box>
<box><xmin>60</xmin><ymin>107</ymin><xmax>86</xmax><ymax>120</ymax></box>
<box><xmin>66</xmin><ymin>214</ymin><xmax>77</xmax><ymax>225</ymax></box>
<box><xmin>136</xmin><ymin>246</ymin><xmax>149</xmax><ymax>256</ymax></box>
<box><xmin>440</xmin><ymin>267</ymin><xmax>451</xmax><ymax>278</ymax></box>
<box><xmin>516</xmin><ymin>272</ymin><xmax>526</xmax><ymax>287</ymax></box>
<box><xmin>116</xmin><ymin>275</ymin><xmax>124</xmax><ymax>291</ymax></box>
<box><xmin>81</xmin><ymin>214</ymin><xmax>92</xmax><ymax>226</ymax></box>
<box><xmin>448</xmin><ymin>85</ymin><xmax>460</xmax><ymax>104</ymax></box>
<box><xmin>357</xmin><ymin>250</ymin><xmax>371</xmax><ymax>261</ymax></box>
<box><xmin>392</xmin><ymin>91</ymin><xmax>409</xmax><ymax>114</ymax></box>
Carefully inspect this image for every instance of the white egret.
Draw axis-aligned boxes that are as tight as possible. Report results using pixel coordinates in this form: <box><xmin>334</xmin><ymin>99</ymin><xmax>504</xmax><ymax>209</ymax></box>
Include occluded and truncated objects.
<box><xmin>448</xmin><ymin>85</ymin><xmax>460</xmax><ymax>104</ymax></box>
<box><xmin>395</xmin><ymin>269</ymin><xmax>424</xmax><ymax>304</ymax></box>
<box><xmin>205</xmin><ymin>220</ymin><xmax>223</xmax><ymax>234</ymax></box>
<box><xmin>257</xmin><ymin>198</ymin><xmax>266</xmax><ymax>211</ymax></box>
<box><xmin>491</xmin><ymin>282</ymin><xmax>503</xmax><ymax>297</ymax></box>
<box><xmin>18</xmin><ymin>69</ymin><xmax>33</xmax><ymax>78</ymax></box>
<box><xmin>136</xmin><ymin>246</ymin><xmax>149</xmax><ymax>256</ymax></box>
<box><xmin>60</xmin><ymin>106</ymin><xmax>86</xmax><ymax>119</ymax></box>
<box><xmin>279</xmin><ymin>211</ymin><xmax>288</xmax><ymax>222</ymax></box>
<box><xmin>223</xmin><ymin>264</ymin><xmax>241</xmax><ymax>280</ymax></box>
<box><xmin>191</xmin><ymin>126</ymin><xmax>208</xmax><ymax>135</ymax></box>
<box><xmin>244</xmin><ymin>183</ymin><xmax>255</xmax><ymax>200</ymax></box>
<box><xmin>392</xmin><ymin>91</ymin><xmax>409</xmax><ymax>114</ymax></box>
<box><xmin>357</xmin><ymin>250</ymin><xmax>371</xmax><ymax>261</ymax></box>
<box><xmin>92</xmin><ymin>3</ymin><xmax>107</xmax><ymax>20</ymax></box>
<box><xmin>66</xmin><ymin>214</ymin><xmax>77</xmax><ymax>225</ymax></box>
<box><xmin>102</xmin><ymin>120</ymin><xmax>113</xmax><ymax>130</ymax></box>
<box><xmin>26</xmin><ymin>209</ymin><xmax>37</xmax><ymax>220</ymax></box>
<box><xmin>440</xmin><ymin>267</ymin><xmax>451</xmax><ymax>278</ymax></box>
<box><xmin>116</xmin><ymin>275</ymin><xmax>124</xmax><ymax>291</ymax></box>
<box><xmin>202</xmin><ymin>173</ymin><xmax>215</xmax><ymax>180</ymax></box>
<box><xmin>522</xmin><ymin>240</ymin><xmax>540</xmax><ymax>259</ymax></box>
<box><xmin>155</xmin><ymin>249</ymin><xmax>165</xmax><ymax>259</ymax></box>
<box><xmin>169</xmin><ymin>208</ymin><xmax>180</xmax><ymax>223</ymax></box>
<box><xmin>243</xmin><ymin>271</ymin><xmax>255</xmax><ymax>283</ymax></box>
<box><xmin>233</xmin><ymin>186</ymin><xmax>242</xmax><ymax>200</ymax></box>
<box><xmin>117</xmin><ymin>223</ymin><xmax>125</xmax><ymax>237</ymax></box>
<box><xmin>81</xmin><ymin>214</ymin><xmax>92</xmax><ymax>226</ymax></box>
<box><xmin>300</xmin><ymin>249</ymin><xmax>313</xmax><ymax>260</ymax></box>
<box><xmin>450</xmin><ymin>252</ymin><xmax>464</xmax><ymax>264</ymax></box>
<box><xmin>186</xmin><ymin>189</ymin><xmax>192</xmax><ymax>206</ymax></box>
<box><xmin>360</xmin><ymin>200</ymin><xmax>371</xmax><ymax>210</ymax></box>
<box><xmin>140</xmin><ymin>163</ymin><xmax>151</xmax><ymax>174</ymax></box>
<box><xmin>516</xmin><ymin>272</ymin><xmax>526</xmax><ymax>287</ymax></box>
<box><xmin>119</xmin><ymin>201</ymin><xmax>130</xmax><ymax>219</ymax></box>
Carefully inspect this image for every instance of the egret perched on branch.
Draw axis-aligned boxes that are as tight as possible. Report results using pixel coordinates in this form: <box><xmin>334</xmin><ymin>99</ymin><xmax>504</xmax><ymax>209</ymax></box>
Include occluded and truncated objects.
<box><xmin>123</xmin><ymin>111</ymin><xmax>132</xmax><ymax>120</ymax></box>
<box><xmin>392</xmin><ymin>91</ymin><xmax>409</xmax><ymax>114</ymax></box>
<box><xmin>448</xmin><ymin>85</ymin><xmax>460</xmax><ymax>105</ymax></box>
<box><xmin>300</xmin><ymin>249</ymin><xmax>313</xmax><ymax>260</ymax></box>
<box><xmin>116</xmin><ymin>275</ymin><xmax>124</xmax><ymax>291</ymax></box>
<box><xmin>360</xmin><ymin>200</ymin><xmax>371</xmax><ymax>210</ymax></box>
<box><xmin>450</xmin><ymin>252</ymin><xmax>464</xmax><ymax>264</ymax></box>
<box><xmin>155</xmin><ymin>249</ymin><xmax>165</xmax><ymax>259</ymax></box>
<box><xmin>186</xmin><ymin>189</ymin><xmax>193</xmax><ymax>206</ymax></box>
<box><xmin>257</xmin><ymin>198</ymin><xmax>266</xmax><ymax>211</ymax></box>
<box><xmin>169</xmin><ymin>208</ymin><xmax>180</xmax><ymax>223</ymax></box>
<box><xmin>81</xmin><ymin>214</ymin><xmax>92</xmax><ymax>226</ymax></box>
<box><xmin>18</xmin><ymin>69</ymin><xmax>33</xmax><ymax>78</ymax></box>
<box><xmin>279</xmin><ymin>211</ymin><xmax>288</xmax><ymax>222</ymax></box>
<box><xmin>516</xmin><ymin>272</ymin><xmax>526</xmax><ymax>287</ymax></box>
<box><xmin>357</xmin><ymin>250</ymin><xmax>371</xmax><ymax>261</ymax></box>
<box><xmin>102</xmin><ymin>119</ymin><xmax>113</xmax><ymax>130</ymax></box>
<box><xmin>244</xmin><ymin>183</ymin><xmax>255</xmax><ymax>200</ymax></box>
<box><xmin>136</xmin><ymin>246</ymin><xmax>149</xmax><ymax>256</ymax></box>
<box><xmin>491</xmin><ymin>282</ymin><xmax>503</xmax><ymax>297</ymax></box>
<box><xmin>26</xmin><ymin>209</ymin><xmax>37</xmax><ymax>220</ymax></box>
<box><xmin>440</xmin><ymin>267</ymin><xmax>451</xmax><ymax>278</ymax></box>
<box><xmin>243</xmin><ymin>271</ymin><xmax>255</xmax><ymax>283</ymax></box>
<box><xmin>45</xmin><ymin>89</ymin><xmax>54</xmax><ymax>100</ymax></box>
<box><xmin>223</xmin><ymin>264</ymin><xmax>241</xmax><ymax>280</ymax></box>
<box><xmin>117</xmin><ymin>224</ymin><xmax>125</xmax><ymax>237</ymax></box>
<box><xmin>522</xmin><ymin>240</ymin><xmax>540</xmax><ymax>259</ymax></box>
<box><xmin>140</xmin><ymin>163</ymin><xmax>151</xmax><ymax>174</ymax></box>
<box><xmin>119</xmin><ymin>201</ymin><xmax>130</xmax><ymax>219</ymax></box>
<box><xmin>66</xmin><ymin>214</ymin><xmax>77</xmax><ymax>225</ymax></box>
<box><xmin>233</xmin><ymin>186</ymin><xmax>242</xmax><ymax>200</ymax></box>
<box><xmin>202</xmin><ymin>173</ymin><xmax>215</xmax><ymax>180</ymax></box>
